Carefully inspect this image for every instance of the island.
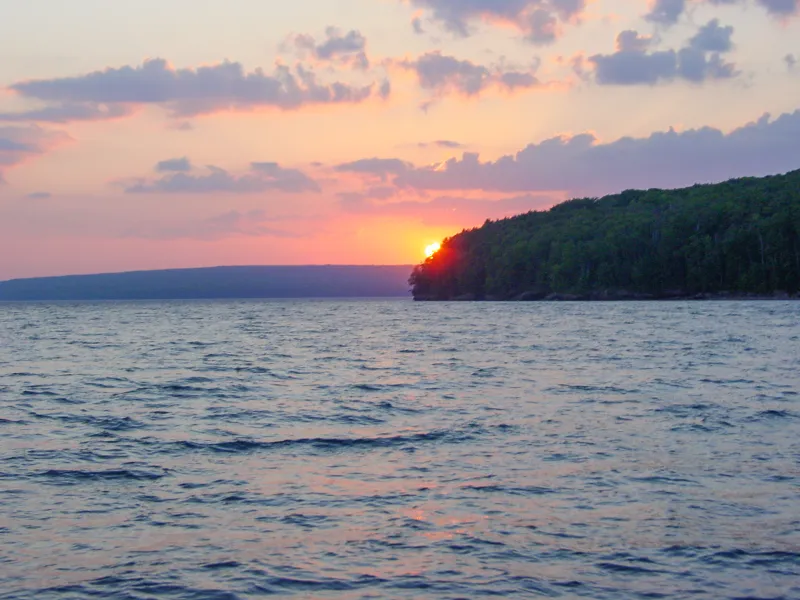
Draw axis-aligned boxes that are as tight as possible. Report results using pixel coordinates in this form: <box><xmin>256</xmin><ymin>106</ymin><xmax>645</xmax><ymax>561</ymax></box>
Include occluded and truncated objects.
<box><xmin>410</xmin><ymin>169</ymin><xmax>800</xmax><ymax>301</ymax></box>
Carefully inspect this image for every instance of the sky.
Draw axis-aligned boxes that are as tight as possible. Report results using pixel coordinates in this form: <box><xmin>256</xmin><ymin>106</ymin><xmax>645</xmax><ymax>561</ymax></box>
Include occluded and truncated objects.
<box><xmin>0</xmin><ymin>0</ymin><xmax>799</xmax><ymax>279</ymax></box>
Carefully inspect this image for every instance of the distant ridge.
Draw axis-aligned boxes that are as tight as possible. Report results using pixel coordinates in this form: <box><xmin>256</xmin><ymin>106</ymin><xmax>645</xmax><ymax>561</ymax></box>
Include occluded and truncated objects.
<box><xmin>0</xmin><ymin>265</ymin><xmax>413</xmax><ymax>301</ymax></box>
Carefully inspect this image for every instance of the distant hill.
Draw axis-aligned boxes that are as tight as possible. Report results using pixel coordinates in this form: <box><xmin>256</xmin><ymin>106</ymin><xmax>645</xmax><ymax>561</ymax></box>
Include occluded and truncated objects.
<box><xmin>0</xmin><ymin>266</ymin><xmax>413</xmax><ymax>301</ymax></box>
<box><xmin>410</xmin><ymin>169</ymin><xmax>800</xmax><ymax>300</ymax></box>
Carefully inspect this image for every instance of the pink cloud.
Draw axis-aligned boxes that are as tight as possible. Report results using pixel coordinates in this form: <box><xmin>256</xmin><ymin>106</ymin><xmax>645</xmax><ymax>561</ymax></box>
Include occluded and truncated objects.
<box><xmin>335</xmin><ymin>109</ymin><xmax>800</xmax><ymax>197</ymax></box>
<box><xmin>390</xmin><ymin>51</ymin><xmax>544</xmax><ymax>107</ymax></box>
<box><xmin>644</xmin><ymin>0</ymin><xmax>798</xmax><ymax>26</ymax></box>
<box><xmin>403</xmin><ymin>0</ymin><xmax>586</xmax><ymax>43</ymax></box>
<box><xmin>121</xmin><ymin>160</ymin><xmax>320</xmax><ymax>195</ymax></box>
<box><xmin>3</xmin><ymin>58</ymin><xmax>384</xmax><ymax>123</ymax></box>
<box><xmin>0</xmin><ymin>125</ymin><xmax>70</xmax><ymax>181</ymax></box>
<box><xmin>287</xmin><ymin>27</ymin><xmax>371</xmax><ymax>71</ymax></box>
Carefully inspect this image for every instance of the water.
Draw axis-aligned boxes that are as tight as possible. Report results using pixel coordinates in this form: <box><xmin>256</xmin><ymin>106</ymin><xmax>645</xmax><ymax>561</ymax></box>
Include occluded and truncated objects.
<box><xmin>0</xmin><ymin>300</ymin><xmax>798</xmax><ymax>599</ymax></box>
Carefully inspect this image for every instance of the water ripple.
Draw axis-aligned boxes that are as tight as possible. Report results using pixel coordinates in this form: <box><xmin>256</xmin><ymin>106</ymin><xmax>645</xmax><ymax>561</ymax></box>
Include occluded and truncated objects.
<box><xmin>0</xmin><ymin>299</ymin><xmax>798</xmax><ymax>599</ymax></box>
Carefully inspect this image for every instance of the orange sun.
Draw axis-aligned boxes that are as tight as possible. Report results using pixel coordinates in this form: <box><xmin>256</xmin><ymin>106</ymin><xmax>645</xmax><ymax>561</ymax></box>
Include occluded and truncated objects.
<box><xmin>425</xmin><ymin>242</ymin><xmax>441</xmax><ymax>258</ymax></box>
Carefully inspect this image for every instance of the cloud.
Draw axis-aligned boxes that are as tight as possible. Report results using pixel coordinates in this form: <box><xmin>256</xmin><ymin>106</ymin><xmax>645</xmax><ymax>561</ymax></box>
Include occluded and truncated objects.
<box><xmin>399</xmin><ymin>51</ymin><xmax>539</xmax><ymax>99</ymax></box>
<box><xmin>418</xmin><ymin>140</ymin><xmax>465</xmax><ymax>148</ymax></box>
<box><xmin>121</xmin><ymin>209</ymin><xmax>306</xmax><ymax>241</ymax></box>
<box><xmin>590</xmin><ymin>47</ymin><xmax>676</xmax><ymax>85</ymax></box>
<box><xmin>170</xmin><ymin>121</ymin><xmax>194</xmax><ymax>131</ymax></box>
<box><xmin>644</xmin><ymin>0</ymin><xmax>686</xmax><ymax>26</ymax></box>
<box><xmin>616</xmin><ymin>30</ymin><xmax>653</xmax><ymax>53</ymax></box>
<box><xmin>379</xmin><ymin>79</ymin><xmax>392</xmax><ymax>99</ymax></box>
<box><xmin>360</xmin><ymin>186</ymin><xmax>397</xmax><ymax>199</ymax></box>
<box><xmin>250</xmin><ymin>162</ymin><xmax>322</xmax><ymax>192</ymax></box>
<box><xmin>337</xmin><ymin>185</ymin><xmax>398</xmax><ymax>208</ymax></box>
<box><xmin>0</xmin><ymin>126</ymin><xmax>70</xmax><ymax>179</ymax></box>
<box><xmin>412</xmin><ymin>16</ymin><xmax>425</xmax><ymax>34</ymax></box>
<box><xmin>25</xmin><ymin>192</ymin><xmax>52</xmax><ymax>200</ymax></box>
<box><xmin>382</xmin><ymin>109</ymin><xmax>800</xmax><ymax>196</ymax></box>
<box><xmin>404</xmin><ymin>0</ymin><xmax>585</xmax><ymax>43</ymax></box>
<box><xmin>0</xmin><ymin>139</ymin><xmax>35</xmax><ymax>153</ymax></box>
<box><xmin>756</xmin><ymin>0</ymin><xmax>799</xmax><ymax>16</ymax></box>
<box><xmin>125</xmin><ymin>161</ymin><xmax>320</xmax><ymax>194</ymax></box>
<box><xmin>340</xmin><ymin>192</ymin><xmax>557</xmax><ymax>226</ymax></box>
<box><xmin>688</xmin><ymin>19</ymin><xmax>734</xmax><ymax>53</ymax></box>
<box><xmin>291</xmin><ymin>27</ymin><xmax>370</xmax><ymax>70</ymax></box>
<box><xmin>644</xmin><ymin>0</ymin><xmax>797</xmax><ymax>26</ymax></box>
<box><xmin>334</xmin><ymin>158</ymin><xmax>413</xmax><ymax>181</ymax></box>
<box><xmin>0</xmin><ymin>103</ymin><xmax>134</xmax><ymax>124</ymax></box>
<box><xmin>7</xmin><ymin>58</ymin><xmax>377</xmax><ymax>120</ymax></box>
<box><xmin>588</xmin><ymin>22</ymin><xmax>737</xmax><ymax>85</ymax></box>
<box><xmin>156</xmin><ymin>157</ymin><xmax>192</xmax><ymax>173</ymax></box>
<box><xmin>525</xmin><ymin>8</ymin><xmax>559</xmax><ymax>44</ymax></box>
<box><xmin>786</xmin><ymin>54</ymin><xmax>797</xmax><ymax>70</ymax></box>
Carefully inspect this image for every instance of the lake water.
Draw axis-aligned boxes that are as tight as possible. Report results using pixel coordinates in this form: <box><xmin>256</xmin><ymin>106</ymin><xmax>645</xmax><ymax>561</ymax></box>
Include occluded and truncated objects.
<box><xmin>0</xmin><ymin>300</ymin><xmax>798</xmax><ymax>599</ymax></box>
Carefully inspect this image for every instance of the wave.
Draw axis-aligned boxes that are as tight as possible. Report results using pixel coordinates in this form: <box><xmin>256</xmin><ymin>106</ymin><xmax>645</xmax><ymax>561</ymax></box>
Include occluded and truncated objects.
<box><xmin>751</xmin><ymin>409</ymin><xmax>797</xmax><ymax>420</ymax></box>
<box><xmin>27</xmin><ymin>412</ymin><xmax>145</xmax><ymax>431</ymax></box>
<box><xmin>36</xmin><ymin>468</ymin><xmax>169</xmax><ymax>483</ymax></box>
<box><xmin>171</xmin><ymin>429</ymin><xmax>477</xmax><ymax>455</ymax></box>
<box><xmin>461</xmin><ymin>484</ymin><xmax>557</xmax><ymax>496</ymax></box>
<box><xmin>350</xmin><ymin>383</ymin><xmax>410</xmax><ymax>392</ymax></box>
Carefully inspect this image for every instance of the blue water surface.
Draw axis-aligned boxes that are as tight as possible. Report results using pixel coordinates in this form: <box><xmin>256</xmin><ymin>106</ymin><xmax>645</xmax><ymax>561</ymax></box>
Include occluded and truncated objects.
<box><xmin>0</xmin><ymin>300</ymin><xmax>798</xmax><ymax>599</ymax></box>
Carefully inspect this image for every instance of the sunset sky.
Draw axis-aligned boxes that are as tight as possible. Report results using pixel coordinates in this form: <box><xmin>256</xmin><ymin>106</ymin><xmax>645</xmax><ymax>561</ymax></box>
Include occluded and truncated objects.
<box><xmin>1</xmin><ymin>0</ymin><xmax>799</xmax><ymax>279</ymax></box>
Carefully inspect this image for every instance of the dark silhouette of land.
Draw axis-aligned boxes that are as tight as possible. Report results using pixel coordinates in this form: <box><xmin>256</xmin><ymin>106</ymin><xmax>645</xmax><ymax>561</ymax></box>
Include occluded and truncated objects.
<box><xmin>0</xmin><ymin>266</ymin><xmax>413</xmax><ymax>301</ymax></box>
<box><xmin>410</xmin><ymin>169</ymin><xmax>800</xmax><ymax>301</ymax></box>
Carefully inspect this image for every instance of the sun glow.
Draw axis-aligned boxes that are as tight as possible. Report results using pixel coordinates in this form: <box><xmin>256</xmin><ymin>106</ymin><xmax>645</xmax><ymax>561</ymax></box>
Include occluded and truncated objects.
<box><xmin>425</xmin><ymin>242</ymin><xmax>441</xmax><ymax>258</ymax></box>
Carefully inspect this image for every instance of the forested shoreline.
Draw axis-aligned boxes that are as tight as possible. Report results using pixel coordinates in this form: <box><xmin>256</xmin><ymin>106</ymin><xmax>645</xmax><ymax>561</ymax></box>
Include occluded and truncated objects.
<box><xmin>410</xmin><ymin>170</ymin><xmax>800</xmax><ymax>301</ymax></box>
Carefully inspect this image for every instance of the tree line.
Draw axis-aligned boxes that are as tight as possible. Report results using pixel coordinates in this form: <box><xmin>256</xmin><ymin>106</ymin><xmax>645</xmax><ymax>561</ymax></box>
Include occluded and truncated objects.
<box><xmin>410</xmin><ymin>169</ymin><xmax>800</xmax><ymax>300</ymax></box>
